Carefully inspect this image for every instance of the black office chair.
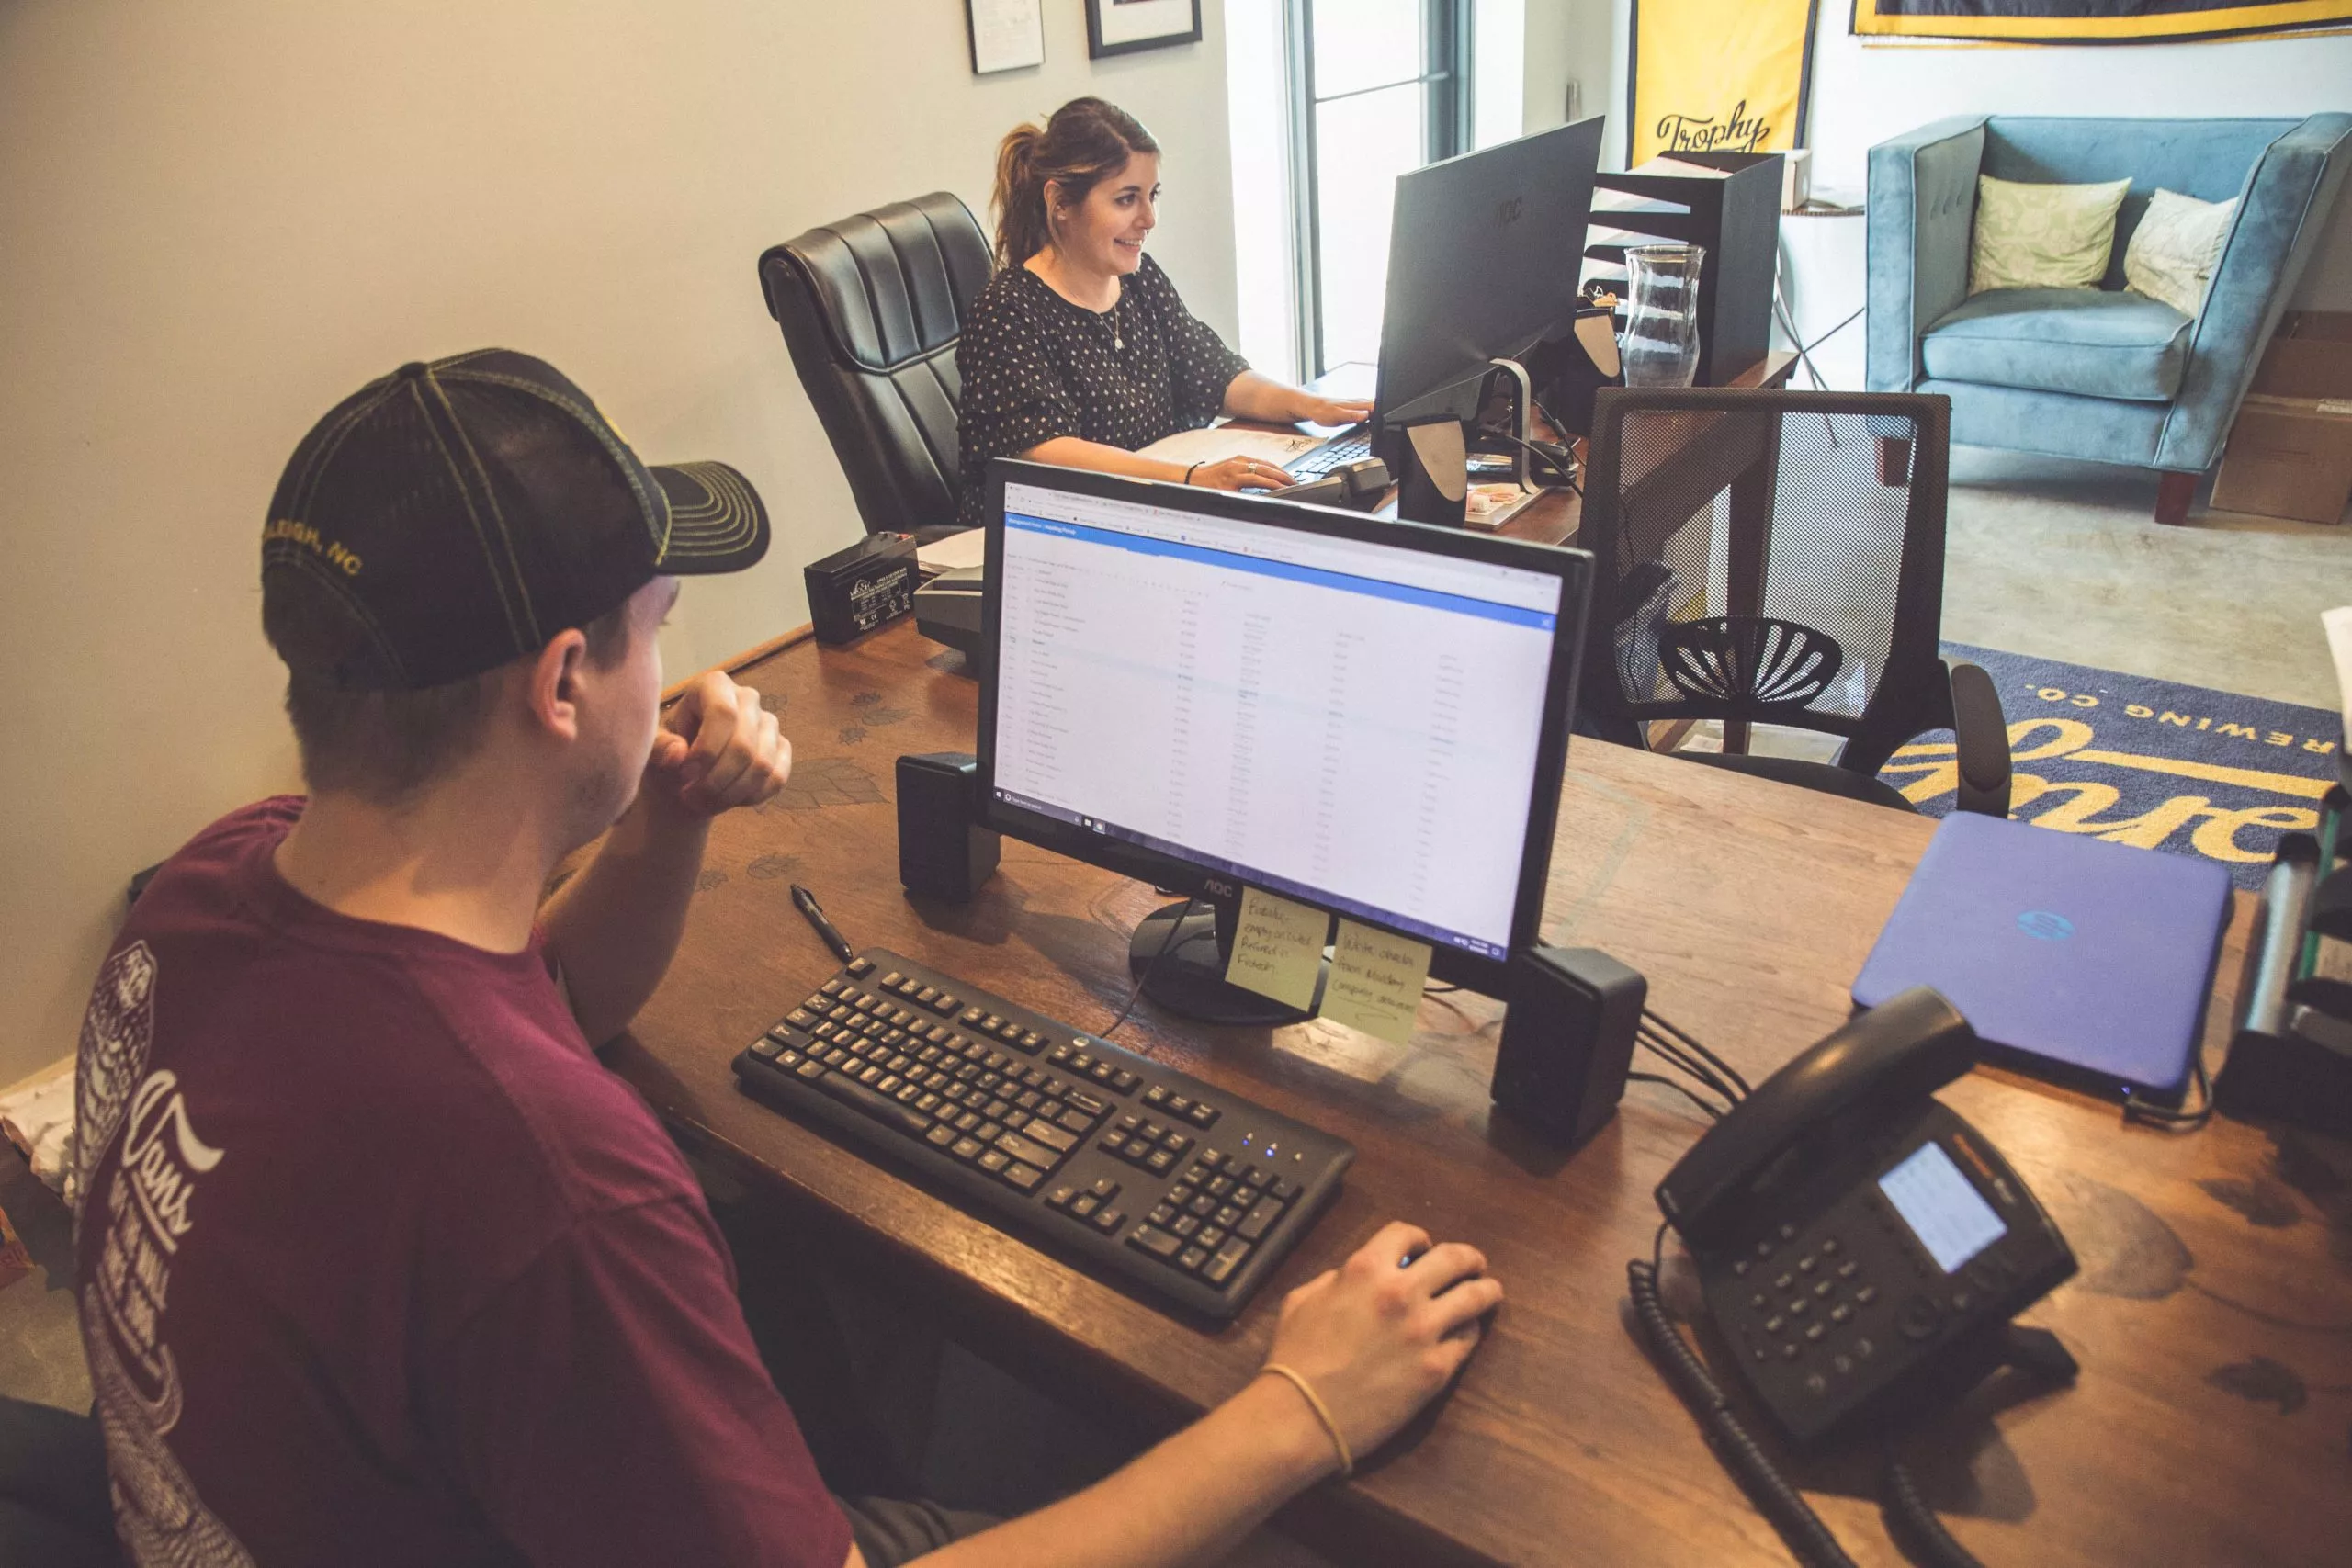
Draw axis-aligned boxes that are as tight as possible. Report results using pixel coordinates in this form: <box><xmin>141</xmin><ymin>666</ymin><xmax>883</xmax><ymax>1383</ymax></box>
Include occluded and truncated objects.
<box><xmin>1577</xmin><ymin>388</ymin><xmax>2010</xmax><ymax>816</ymax></box>
<box><xmin>759</xmin><ymin>192</ymin><xmax>995</xmax><ymax>541</ymax></box>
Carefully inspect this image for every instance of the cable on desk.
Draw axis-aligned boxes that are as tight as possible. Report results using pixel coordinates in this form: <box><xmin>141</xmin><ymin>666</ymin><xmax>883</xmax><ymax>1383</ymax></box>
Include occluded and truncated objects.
<box><xmin>1627</xmin><ymin>1071</ymin><xmax>1726</xmax><ymax>1122</ymax></box>
<box><xmin>2123</xmin><ymin>1056</ymin><xmax>2212</xmax><ymax>1132</ymax></box>
<box><xmin>1098</xmin><ymin>896</ymin><xmax>1202</xmax><ymax>1043</ymax></box>
<box><xmin>1484</xmin><ymin>429</ymin><xmax>1580</xmax><ymax>491</ymax></box>
<box><xmin>1636</xmin><ymin>1028</ymin><xmax>1741</xmax><ymax>1110</ymax></box>
<box><xmin>1644</xmin><ymin>1008</ymin><xmax>1749</xmax><ymax>1097</ymax></box>
<box><xmin>1627</xmin><ymin>1222</ymin><xmax>1860</xmax><ymax>1568</ymax></box>
<box><xmin>1527</xmin><ymin>397</ymin><xmax>1585</xmax><ymax>496</ymax></box>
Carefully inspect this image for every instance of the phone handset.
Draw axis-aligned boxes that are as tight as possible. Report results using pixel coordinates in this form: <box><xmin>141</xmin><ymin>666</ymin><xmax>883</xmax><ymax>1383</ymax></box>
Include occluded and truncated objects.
<box><xmin>1655</xmin><ymin>988</ymin><xmax>1978</xmax><ymax>1251</ymax></box>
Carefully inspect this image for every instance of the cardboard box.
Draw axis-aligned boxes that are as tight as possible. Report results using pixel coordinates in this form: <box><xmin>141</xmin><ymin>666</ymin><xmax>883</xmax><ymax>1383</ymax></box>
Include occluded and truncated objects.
<box><xmin>2281</xmin><ymin>310</ymin><xmax>2352</xmax><ymax>344</ymax></box>
<box><xmin>2211</xmin><ymin>394</ymin><xmax>2352</xmax><ymax>524</ymax></box>
<box><xmin>1781</xmin><ymin>148</ymin><xmax>1811</xmax><ymax>212</ymax></box>
<box><xmin>2214</xmin><ymin>314</ymin><xmax>2352</xmax><ymax>523</ymax></box>
<box><xmin>2250</xmin><ymin>311</ymin><xmax>2352</xmax><ymax>400</ymax></box>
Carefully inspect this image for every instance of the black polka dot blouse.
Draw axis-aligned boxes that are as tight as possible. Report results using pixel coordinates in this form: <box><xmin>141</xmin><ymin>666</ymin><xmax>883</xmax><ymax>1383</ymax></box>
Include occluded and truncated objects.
<box><xmin>955</xmin><ymin>253</ymin><xmax>1250</xmax><ymax>527</ymax></box>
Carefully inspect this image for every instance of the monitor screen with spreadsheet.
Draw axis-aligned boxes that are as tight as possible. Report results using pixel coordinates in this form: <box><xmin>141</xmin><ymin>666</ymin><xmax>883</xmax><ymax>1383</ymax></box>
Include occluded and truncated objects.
<box><xmin>976</xmin><ymin>461</ymin><xmax>1591</xmax><ymax>991</ymax></box>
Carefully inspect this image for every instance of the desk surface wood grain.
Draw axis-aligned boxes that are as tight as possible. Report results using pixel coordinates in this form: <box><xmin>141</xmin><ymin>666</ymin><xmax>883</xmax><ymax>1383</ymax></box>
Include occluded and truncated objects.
<box><xmin>608</xmin><ymin>617</ymin><xmax>2351</xmax><ymax>1568</ymax></box>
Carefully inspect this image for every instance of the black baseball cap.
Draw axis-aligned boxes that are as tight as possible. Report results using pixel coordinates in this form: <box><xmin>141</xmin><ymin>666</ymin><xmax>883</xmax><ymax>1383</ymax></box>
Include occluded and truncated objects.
<box><xmin>262</xmin><ymin>348</ymin><xmax>769</xmax><ymax>691</ymax></box>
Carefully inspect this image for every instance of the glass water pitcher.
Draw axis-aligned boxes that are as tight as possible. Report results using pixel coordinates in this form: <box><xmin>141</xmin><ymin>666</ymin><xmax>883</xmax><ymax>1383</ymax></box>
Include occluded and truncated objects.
<box><xmin>1620</xmin><ymin>244</ymin><xmax>1706</xmax><ymax>389</ymax></box>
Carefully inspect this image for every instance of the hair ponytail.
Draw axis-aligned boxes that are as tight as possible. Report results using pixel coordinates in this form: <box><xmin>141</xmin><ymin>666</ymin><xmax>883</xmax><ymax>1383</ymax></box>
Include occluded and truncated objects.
<box><xmin>992</xmin><ymin>122</ymin><xmax>1047</xmax><ymax>272</ymax></box>
<box><xmin>988</xmin><ymin>97</ymin><xmax>1160</xmax><ymax>271</ymax></box>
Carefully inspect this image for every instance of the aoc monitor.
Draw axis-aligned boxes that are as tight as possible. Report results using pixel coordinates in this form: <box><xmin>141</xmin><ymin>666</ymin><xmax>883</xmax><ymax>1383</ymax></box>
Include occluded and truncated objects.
<box><xmin>976</xmin><ymin>459</ymin><xmax>1592</xmax><ymax>1023</ymax></box>
<box><xmin>1371</xmin><ymin>116</ymin><xmax>1606</xmax><ymax>434</ymax></box>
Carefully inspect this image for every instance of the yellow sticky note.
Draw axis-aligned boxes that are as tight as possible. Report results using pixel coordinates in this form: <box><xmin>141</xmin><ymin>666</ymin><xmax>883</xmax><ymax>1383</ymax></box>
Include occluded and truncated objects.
<box><xmin>1317</xmin><ymin>919</ymin><xmax>1432</xmax><ymax>1044</ymax></box>
<box><xmin>1223</xmin><ymin>887</ymin><xmax>1330</xmax><ymax>1010</ymax></box>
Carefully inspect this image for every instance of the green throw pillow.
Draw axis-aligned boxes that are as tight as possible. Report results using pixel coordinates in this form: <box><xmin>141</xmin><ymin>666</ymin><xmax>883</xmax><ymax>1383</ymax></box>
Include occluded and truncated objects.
<box><xmin>1968</xmin><ymin>174</ymin><xmax>2132</xmax><ymax>295</ymax></box>
<box><xmin>2123</xmin><ymin>187</ymin><xmax>2238</xmax><ymax>319</ymax></box>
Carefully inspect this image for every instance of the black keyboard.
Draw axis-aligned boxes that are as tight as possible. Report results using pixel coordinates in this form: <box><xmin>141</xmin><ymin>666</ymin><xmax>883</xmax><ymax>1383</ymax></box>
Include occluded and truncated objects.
<box><xmin>1285</xmin><ymin>427</ymin><xmax>1373</xmax><ymax>480</ymax></box>
<box><xmin>734</xmin><ymin>950</ymin><xmax>1355</xmax><ymax>1319</ymax></box>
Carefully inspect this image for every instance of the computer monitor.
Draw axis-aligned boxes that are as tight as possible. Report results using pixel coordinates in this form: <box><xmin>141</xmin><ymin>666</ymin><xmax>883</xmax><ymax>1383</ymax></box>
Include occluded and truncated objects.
<box><xmin>977</xmin><ymin>459</ymin><xmax>1592</xmax><ymax>1024</ymax></box>
<box><xmin>1370</xmin><ymin>116</ymin><xmax>1606</xmax><ymax>436</ymax></box>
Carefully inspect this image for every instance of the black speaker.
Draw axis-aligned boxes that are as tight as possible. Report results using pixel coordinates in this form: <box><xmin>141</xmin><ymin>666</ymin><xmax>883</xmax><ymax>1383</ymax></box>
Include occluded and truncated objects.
<box><xmin>1527</xmin><ymin>307</ymin><xmax>1624</xmax><ymax>438</ymax></box>
<box><xmin>1490</xmin><ymin>946</ymin><xmax>1645</xmax><ymax>1148</ymax></box>
<box><xmin>1394</xmin><ymin>418</ymin><xmax>1468</xmax><ymax>527</ymax></box>
<box><xmin>896</xmin><ymin>752</ymin><xmax>999</xmax><ymax>902</ymax></box>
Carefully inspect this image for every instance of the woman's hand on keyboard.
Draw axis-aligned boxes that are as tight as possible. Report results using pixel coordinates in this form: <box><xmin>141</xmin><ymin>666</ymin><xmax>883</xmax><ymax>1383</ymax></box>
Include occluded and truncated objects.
<box><xmin>1261</xmin><ymin>1222</ymin><xmax>1502</xmax><ymax>1470</ymax></box>
<box><xmin>1186</xmin><ymin>455</ymin><xmax>1295</xmax><ymax>491</ymax></box>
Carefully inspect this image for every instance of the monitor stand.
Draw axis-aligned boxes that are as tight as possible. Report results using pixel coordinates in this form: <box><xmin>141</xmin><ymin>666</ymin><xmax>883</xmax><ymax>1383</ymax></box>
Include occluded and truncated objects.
<box><xmin>1126</xmin><ymin>899</ymin><xmax>1322</xmax><ymax>1028</ymax></box>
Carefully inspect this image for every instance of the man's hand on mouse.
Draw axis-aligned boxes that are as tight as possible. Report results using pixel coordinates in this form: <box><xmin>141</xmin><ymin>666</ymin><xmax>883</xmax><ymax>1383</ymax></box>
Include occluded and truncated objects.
<box><xmin>646</xmin><ymin>671</ymin><xmax>792</xmax><ymax>818</ymax></box>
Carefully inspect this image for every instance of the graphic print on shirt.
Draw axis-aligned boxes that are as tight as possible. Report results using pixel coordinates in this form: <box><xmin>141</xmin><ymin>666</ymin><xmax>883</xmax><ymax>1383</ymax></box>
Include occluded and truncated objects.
<box><xmin>75</xmin><ymin>942</ymin><xmax>257</xmax><ymax>1568</ymax></box>
<box><xmin>74</xmin><ymin>941</ymin><xmax>156</xmax><ymax>1205</ymax></box>
<box><xmin>85</xmin><ymin>1312</ymin><xmax>257</xmax><ymax>1568</ymax></box>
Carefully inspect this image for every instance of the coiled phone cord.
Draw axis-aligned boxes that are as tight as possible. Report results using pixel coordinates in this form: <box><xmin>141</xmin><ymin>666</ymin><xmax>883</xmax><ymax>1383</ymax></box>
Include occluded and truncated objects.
<box><xmin>1630</xmin><ymin>1221</ymin><xmax>1988</xmax><ymax>1568</ymax></box>
<box><xmin>1879</xmin><ymin>1445</ymin><xmax>1981</xmax><ymax>1568</ymax></box>
<box><xmin>1626</xmin><ymin>1242</ymin><xmax>1859</xmax><ymax>1568</ymax></box>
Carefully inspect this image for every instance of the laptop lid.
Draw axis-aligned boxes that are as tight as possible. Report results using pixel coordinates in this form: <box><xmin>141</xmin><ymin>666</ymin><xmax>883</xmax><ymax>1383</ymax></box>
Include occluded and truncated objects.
<box><xmin>1852</xmin><ymin>813</ymin><xmax>2233</xmax><ymax>1099</ymax></box>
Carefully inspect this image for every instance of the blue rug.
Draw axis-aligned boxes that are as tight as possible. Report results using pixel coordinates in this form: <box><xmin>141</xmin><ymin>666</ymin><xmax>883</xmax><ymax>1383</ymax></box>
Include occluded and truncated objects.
<box><xmin>1880</xmin><ymin>645</ymin><xmax>2344</xmax><ymax>889</ymax></box>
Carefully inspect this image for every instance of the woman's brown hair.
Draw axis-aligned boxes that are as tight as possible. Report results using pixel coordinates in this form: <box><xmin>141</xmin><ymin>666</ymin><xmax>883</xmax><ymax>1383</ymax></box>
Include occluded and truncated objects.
<box><xmin>989</xmin><ymin>97</ymin><xmax>1160</xmax><ymax>270</ymax></box>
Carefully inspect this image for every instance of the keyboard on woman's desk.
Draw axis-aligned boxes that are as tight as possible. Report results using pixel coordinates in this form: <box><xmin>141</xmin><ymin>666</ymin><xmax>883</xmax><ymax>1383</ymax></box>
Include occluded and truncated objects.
<box><xmin>1284</xmin><ymin>425</ymin><xmax>1372</xmax><ymax>480</ymax></box>
<box><xmin>733</xmin><ymin>950</ymin><xmax>1354</xmax><ymax>1319</ymax></box>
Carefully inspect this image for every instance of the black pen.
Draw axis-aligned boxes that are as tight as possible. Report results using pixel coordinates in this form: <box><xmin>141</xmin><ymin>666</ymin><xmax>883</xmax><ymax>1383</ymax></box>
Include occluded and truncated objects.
<box><xmin>789</xmin><ymin>884</ymin><xmax>856</xmax><ymax>965</ymax></box>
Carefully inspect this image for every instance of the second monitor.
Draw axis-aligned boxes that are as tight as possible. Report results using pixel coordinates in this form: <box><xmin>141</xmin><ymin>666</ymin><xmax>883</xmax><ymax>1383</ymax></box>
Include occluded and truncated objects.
<box><xmin>977</xmin><ymin>459</ymin><xmax>1593</xmax><ymax>1023</ymax></box>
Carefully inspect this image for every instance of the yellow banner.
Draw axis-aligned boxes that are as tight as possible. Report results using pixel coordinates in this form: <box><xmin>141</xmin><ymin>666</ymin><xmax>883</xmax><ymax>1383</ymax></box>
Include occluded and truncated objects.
<box><xmin>1631</xmin><ymin>0</ymin><xmax>1818</xmax><ymax>167</ymax></box>
<box><xmin>1851</xmin><ymin>1</ymin><xmax>2352</xmax><ymax>44</ymax></box>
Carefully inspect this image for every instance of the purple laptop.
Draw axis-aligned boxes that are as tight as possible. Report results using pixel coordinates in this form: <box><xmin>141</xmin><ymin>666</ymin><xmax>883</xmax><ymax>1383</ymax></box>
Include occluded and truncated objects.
<box><xmin>1852</xmin><ymin>813</ymin><xmax>2233</xmax><ymax>1100</ymax></box>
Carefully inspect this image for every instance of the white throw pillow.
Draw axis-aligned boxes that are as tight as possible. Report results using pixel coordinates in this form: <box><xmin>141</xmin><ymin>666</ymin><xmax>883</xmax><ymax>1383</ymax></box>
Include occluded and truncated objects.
<box><xmin>2123</xmin><ymin>188</ymin><xmax>2238</xmax><ymax>319</ymax></box>
<box><xmin>1968</xmin><ymin>174</ymin><xmax>2132</xmax><ymax>295</ymax></box>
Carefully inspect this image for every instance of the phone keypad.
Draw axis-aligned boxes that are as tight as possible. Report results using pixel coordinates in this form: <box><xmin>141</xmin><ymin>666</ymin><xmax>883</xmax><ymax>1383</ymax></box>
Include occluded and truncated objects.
<box><xmin>1741</xmin><ymin>1229</ymin><xmax>1886</xmax><ymax>1386</ymax></box>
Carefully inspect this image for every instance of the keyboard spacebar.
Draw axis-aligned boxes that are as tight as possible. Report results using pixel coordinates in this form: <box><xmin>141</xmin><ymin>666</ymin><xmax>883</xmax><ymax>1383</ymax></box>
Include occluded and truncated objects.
<box><xmin>813</xmin><ymin>1072</ymin><xmax>933</xmax><ymax>1139</ymax></box>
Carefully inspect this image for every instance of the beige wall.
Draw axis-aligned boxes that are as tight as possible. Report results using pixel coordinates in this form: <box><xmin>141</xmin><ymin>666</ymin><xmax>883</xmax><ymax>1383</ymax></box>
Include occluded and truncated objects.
<box><xmin>0</xmin><ymin>0</ymin><xmax>1238</xmax><ymax>1087</ymax></box>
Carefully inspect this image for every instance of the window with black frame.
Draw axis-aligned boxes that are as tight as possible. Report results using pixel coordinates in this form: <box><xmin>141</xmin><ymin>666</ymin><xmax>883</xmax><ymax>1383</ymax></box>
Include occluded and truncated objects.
<box><xmin>1285</xmin><ymin>0</ymin><xmax>1474</xmax><ymax>379</ymax></box>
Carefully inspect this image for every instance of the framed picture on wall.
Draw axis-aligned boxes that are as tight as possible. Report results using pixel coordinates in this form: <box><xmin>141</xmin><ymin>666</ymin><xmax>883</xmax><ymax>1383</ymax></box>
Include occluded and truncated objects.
<box><xmin>1087</xmin><ymin>0</ymin><xmax>1202</xmax><ymax>58</ymax></box>
<box><xmin>967</xmin><ymin>0</ymin><xmax>1045</xmax><ymax>75</ymax></box>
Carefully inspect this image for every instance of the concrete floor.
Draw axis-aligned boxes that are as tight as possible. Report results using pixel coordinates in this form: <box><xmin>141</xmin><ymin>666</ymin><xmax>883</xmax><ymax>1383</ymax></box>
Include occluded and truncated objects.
<box><xmin>0</xmin><ymin>447</ymin><xmax>2340</xmax><ymax>1550</ymax></box>
<box><xmin>1941</xmin><ymin>449</ymin><xmax>2348</xmax><ymax>711</ymax></box>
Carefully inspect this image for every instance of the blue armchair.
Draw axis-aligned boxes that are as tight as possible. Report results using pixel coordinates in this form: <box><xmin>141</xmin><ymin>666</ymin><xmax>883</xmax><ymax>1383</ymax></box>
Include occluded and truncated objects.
<box><xmin>1867</xmin><ymin>115</ymin><xmax>2351</xmax><ymax>523</ymax></box>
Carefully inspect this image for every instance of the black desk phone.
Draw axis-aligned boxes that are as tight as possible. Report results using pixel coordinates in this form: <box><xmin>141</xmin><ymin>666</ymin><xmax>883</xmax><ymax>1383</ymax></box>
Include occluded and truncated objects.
<box><xmin>1651</xmin><ymin>988</ymin><xmax>2078</xmax><ymax>1448</ymax></box>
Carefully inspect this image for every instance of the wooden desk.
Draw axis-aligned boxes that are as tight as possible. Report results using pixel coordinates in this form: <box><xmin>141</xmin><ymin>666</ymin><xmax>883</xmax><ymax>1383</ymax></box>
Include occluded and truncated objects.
<box><xmin>609</xmin><ymin>625</ymin><xmax>2346</xmax><ymax>1568</ymax></box>
<box><xmin>1309</xmin><ymin>350</ymin><xmax>1799</xmax><ymax>558</ymax></box>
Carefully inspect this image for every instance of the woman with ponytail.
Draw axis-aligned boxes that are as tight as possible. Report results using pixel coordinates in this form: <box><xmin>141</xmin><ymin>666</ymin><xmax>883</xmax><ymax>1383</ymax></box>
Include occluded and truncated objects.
<box><xmin>954</xmin><ymin>97</ymin><xmax>1368</xmax><ymax>525</ymax></box>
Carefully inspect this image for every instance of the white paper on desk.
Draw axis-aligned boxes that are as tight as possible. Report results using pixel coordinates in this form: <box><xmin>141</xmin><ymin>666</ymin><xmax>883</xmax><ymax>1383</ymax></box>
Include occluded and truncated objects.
<box><xmin>2324</xmin><ymin>605</ymin><xmax>2352</xmax><ymax>748</ymax></box>
<box><xmin>917</xmin><ymin>528</ymin><xmax>986</xmax><ymax>573</ymax></box>
<box><xmin>968</xmin><ymin>0</ymin><xmax>1044</xmax><ymax>74</ymax></box>
<box><xmin>1136</xmin><ymin>424</ymin><xmax>1326</xmax><ymax>469</ymax></box>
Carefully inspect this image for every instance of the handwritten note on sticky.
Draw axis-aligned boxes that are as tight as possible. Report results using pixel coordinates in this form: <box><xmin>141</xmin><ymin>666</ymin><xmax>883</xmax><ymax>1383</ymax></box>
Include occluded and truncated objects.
<box><xmin>1223</xmin><ymin>888</ymin><xmax>1330</xmax><ymax>1010</ymax></box>
<box><xmin>1317</xmin><ymin>919</ymin><xmax>1432</xmax><ymax>1044</ymax></box>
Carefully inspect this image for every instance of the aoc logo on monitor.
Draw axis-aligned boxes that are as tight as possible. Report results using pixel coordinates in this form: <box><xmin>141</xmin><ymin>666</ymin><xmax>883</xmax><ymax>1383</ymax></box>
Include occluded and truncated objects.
<box><xmin>2017</xmin><ymin>910</ymin><xmax>2075</xmax><ymax>942</ymax></box>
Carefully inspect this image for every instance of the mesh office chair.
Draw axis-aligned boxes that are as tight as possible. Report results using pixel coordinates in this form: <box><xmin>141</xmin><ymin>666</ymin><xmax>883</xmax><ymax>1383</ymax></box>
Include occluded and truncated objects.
<box><xmin>759</xmin><ymin>192</ymin><xmax>994</xmax><ymax>540</ymax></box>
<box><xmin>1578</xmin><ymin>388</ymin><xmax>2011</xmax><ymax>816</ymax></box>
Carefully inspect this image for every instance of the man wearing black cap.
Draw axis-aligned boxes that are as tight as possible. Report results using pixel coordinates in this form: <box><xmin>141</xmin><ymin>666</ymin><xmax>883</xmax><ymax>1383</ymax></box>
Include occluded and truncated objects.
<box><xmin>71</xmin><ymin>351</ymin><xmax>1502</xmax><ymax>1567</ymax></box>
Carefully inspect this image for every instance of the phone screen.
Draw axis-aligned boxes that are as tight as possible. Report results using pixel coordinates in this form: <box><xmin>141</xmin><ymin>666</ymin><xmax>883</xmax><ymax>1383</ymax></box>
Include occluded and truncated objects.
<box><xmin>1877</xmin><ymin>1143</ymin><xmax>2007</xmax><ymax>1273</ymax></box>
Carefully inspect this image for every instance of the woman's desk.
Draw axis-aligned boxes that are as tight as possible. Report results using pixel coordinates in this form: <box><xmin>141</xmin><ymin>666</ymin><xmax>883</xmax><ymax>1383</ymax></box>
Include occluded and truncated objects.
<box><xmin>605</xmin><ymin>616</ymin><xmax>2349</xmax><ymax>1568</ymax></box>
